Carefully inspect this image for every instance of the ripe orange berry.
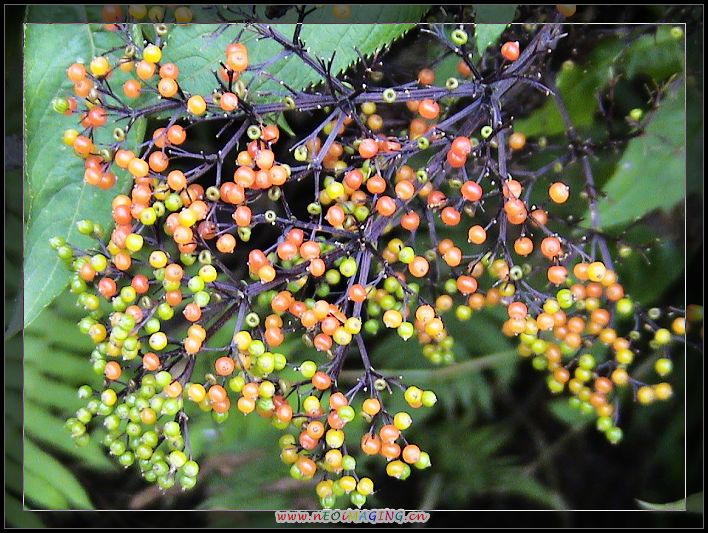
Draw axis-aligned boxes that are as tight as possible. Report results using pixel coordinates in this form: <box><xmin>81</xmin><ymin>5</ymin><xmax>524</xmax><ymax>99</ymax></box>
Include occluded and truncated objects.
<box><xmin>540</xmin><ymin>236</ymin><xmax>562</xmax><ymax>259</ymax></box>
<box><xmin>158</xmin><ymin>77</ymin><xmax>179</xmax><ymax>98</ymax></box>
<box><xmin>514</xmin><ymin>236</ymin><xmax>534</xmax><ymax>256</ymax></box>
<box><xmin>159</xmin><ymin>62</ymin><xmax>179</xmax><ymax>79</ymax></box>
<box><xmin>507</xmin><ymin>301</ymin><xmax>528</xmax><ymax>320</ymax></box>
<box><xmin>361</xmin><ymin>433</ymin><xmax>382</xmax><ymax>455</ymax></box>
<box><xmin>409</xmin><ymin>256</ymin><xmax>430</xmax><ymax>277</ymax></box>
<box><xmin>167</xmin><ymin>125</ymin><xmax>187</xmax><ymax>145</ymax></box>
<box><xmin>401</xmin><ymin>211</ymin><xmax>420</xmax><ymax>231</ymax></box>
<box><xmin>417</xmin><ymin>68</ymin><xmax>435</xmax><ymax>85</ymax></box>
<box><xmin>220</xmin><ymin>91</ymin><xmax>239</xmax><ymax>112</ymax></box>
<box><xmin>508</xmin><ymin>132</ymin><xmax>526</xmax><ymax>150</ymax></box>
<box><xmin>548</xmin><ymin>265</ymin><xmax>568</xmax><ymax>285</ymax></box>
<box><xmin>418</xmin><ymin>99</ymin><xmax>440</xmax><ymax>120</ymax></box>
<box><xmin>402</xmin><ymin>444</ymin><xmax>421</xmax><ymax>464</ymax></box>
<box><xmin>148</xmin><ymin>151</ymin><xmax>169</xmax><ymax>172</ymax></box>
<box><xmin>456</xmin><ymin>275</ymin><xmax>478</xmax><ymax>295</ymax></box>
<box><xmin>358</xmin><ymin>138</ymin><xmax>379</xmax><ymax>159</ymax></box>
<box><xmin>451</xmin><ymin>136</ymin><xmax>473</xmax><ymax>156</ymax></box>
<box><xmin>549</xmin><ymin>182</ymin><xmax>570</xmax><ymax>203</ymax></box>
<box><xmin>325</xmin><ymin>205</ymin><xmax>345</xmax><ymax>227</ymax></box>
<box><xmin>376</xmin><ymin>196</ymin><xmax>397</xmax><ymax>217</ymax></box>
<box><xmin>215</xmin><ymin>356</ymin><xmax>236</xmax><ymax>376</ymax></box>
<box><xmin>312</xmin><ymin>371</ymin><xmax>332</xmax><ymax>391</ymax></box>
<box><xmin>461</xmin><ymin>181</ymin><xmax>483</xmax><ymax>202</ymax></box>
<box><xmin>379</xmin><ymin>424</ymin><xmax>400</xmax><ymax>443</ymax></box>
<box><xmin>468</xmin><ymin>225</ymin><xmax>487</xmax><ymax>244</ymax></box>
<box><xmin>67</xmin><ymin>63</ymin><xmax>87</xmax><ymax>82</ymax></box>
<box><xmin>135</xmin><ymin>60</ymin><xmax>156</xmax><ymax>80</ymax></box>
<box><xmin>445</xmin><ymin>148</ymin><xmax>466</xmax><ymax>170</ymax></box>
<box><xmin>104</xmin><ymin>361</ymin><xmax>122</xmax><ymax>380</ymax></box>
<box><xmin>187</xmin><ymin>95</ymin><xmax>207</xmax><ymax>115</ymax></box>
<box><xmin>362</xmin><ymin>398</ymin><xmax>381</xmax><ymax>416</ymax></box>
<box><xmin>501</xmin><ymin>41</ymin><xmax>521</xmax><ymax>61</ymax></box>
<box><xmin>216</xmin><ymin>234</ymin><xmax>237</xmax><ymax>253</ymax></box>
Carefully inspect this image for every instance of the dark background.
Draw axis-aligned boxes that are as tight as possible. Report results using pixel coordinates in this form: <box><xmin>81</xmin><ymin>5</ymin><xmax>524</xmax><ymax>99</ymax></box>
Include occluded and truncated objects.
<box><xmin>5</xmin><ymin>4</ymin><xmax>703</xmax><ymax>528</ymax></box>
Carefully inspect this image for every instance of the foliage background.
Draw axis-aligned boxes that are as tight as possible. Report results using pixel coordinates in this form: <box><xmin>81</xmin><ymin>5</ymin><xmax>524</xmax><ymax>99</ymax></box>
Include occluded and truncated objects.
<box><xmin>5</xmin><ymin>4</ymin><xmax>703</xmax><ymax>528</ymax></box>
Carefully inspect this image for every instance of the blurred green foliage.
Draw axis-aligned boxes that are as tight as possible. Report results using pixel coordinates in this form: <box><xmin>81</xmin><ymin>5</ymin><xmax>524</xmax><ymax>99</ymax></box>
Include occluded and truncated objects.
<box><xmin>9</xmin><ymin>4</ymin><xmax>700</xmax><ymax>528</ymax></box>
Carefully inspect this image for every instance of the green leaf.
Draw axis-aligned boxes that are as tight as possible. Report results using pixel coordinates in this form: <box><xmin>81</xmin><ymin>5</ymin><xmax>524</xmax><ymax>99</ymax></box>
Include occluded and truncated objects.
<box><xmin>4</xmin><ymin>493</ymin><xmax>45</xmax><ymax>528</ymax></box>
<box><xmin>625</xmin><ymin>26</ymin><xmax>684</xmax><ymax>80</ymax></box>
<box><xmin>636</xmin><ymin>491</ymin><xmax>702</xmax><ymax>512</ymax></box>
<box><xmin>163</xmin><ymin>8</ymin><xmax>428</xmax><ymax>100</ymax></box>
<box><xmin>24</xmin><ymin>366</ymin><xmax>85</xmax><ymax>411</ymax></box>
<box><xmin>474</xmin><ymin>5</ymin><xmax>518</xmax><ymax>23</ymax></box>
<box><xmin>514</xmin><ymin>39</ymin><xmax>624</xmax><ymax>138</ymax></box>
<box><xmin>20</xmin><ymin>460</ymin><xmax>70</xmax><ymax>510</ymax></box>
<box><xmin>474</xmin><ymin>24</ymin><xmax>508</xmax><ymax>55</ymax></box>
<box><xmin>23</xmin><ymin>22</ymin><xmax>146</xmax><ymax>327</ymax></box>
<box><xmin>615</xmin><ymin>240</ymin><xmax>683</xmax><ymax>305</ymax></box>
<box><xmin>23</xmin><ymin>439</ymin><xmax>93</xmax><ymax>509</ymax></box>
<box><xmin>515</xmin><ymin>27</ymin><xmax>684</xmax><ymax>139</ymax></box>
<box><xmin>275</xmin><ymin>113</ymin><xmax>295</xmax><ymax>137</ymax></box>
<box><xmin>25</xmin><ymin>5</ymin><xmax>102</xmax><ymax>22</ymax></box>
<box><xmin>472</xmin><ymin>6</ymin><xmax>517</xmax><ymax>55</ymax></box>
<box><xmin>590</xmin><ymin>85</ymin><xmax>685</xmax><ymax>228</ymax></box>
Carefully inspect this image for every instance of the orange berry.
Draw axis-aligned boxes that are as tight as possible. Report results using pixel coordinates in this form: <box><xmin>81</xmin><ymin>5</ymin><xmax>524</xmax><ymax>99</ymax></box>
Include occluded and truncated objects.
<box><xmin>549</xmin><ymin>182</ymin><xmax>570</xmax><ymax>203</ymax></box>
<box><xmin>501</xmin><ymin>41</ymin><xmax>520</xmax><ymax>61</ymax></box>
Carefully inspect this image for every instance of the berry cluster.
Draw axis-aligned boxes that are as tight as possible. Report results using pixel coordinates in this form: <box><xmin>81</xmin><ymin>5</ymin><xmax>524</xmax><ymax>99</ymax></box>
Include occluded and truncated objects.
<box><xmin>51</xmin><ymin>12</ymin><xmax>690</xmax><ymax>508</ymax></box>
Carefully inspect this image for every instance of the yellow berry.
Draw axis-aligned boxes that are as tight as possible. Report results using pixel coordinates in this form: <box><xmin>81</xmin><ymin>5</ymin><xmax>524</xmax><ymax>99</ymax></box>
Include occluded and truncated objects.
<box><xmin>90</xmin><ymin>56</ymin><xmax>111</xmax><ymax>77</ymax></box>
<box><xmin>187</xmin><ymin>95</ymin><xmax>207</xmax><ymax>115</ymax></box>
<box><xmin>143</xmin><ymin>44</ymin><xmax>162</xmax><ymax>64</ymax></box>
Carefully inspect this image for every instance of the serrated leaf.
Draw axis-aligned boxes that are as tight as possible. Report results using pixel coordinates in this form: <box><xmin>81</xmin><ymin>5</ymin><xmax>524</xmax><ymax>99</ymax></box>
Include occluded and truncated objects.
<box><xmin>162</xmin><ymin>8</ymin><xmax>428</xmax><ymax>103</ymax></box>
<box><xmin>23</xmin><ymin>21</ymin><xmax>147</xmax><ymax>327</ymax></box>
<box><xmin>23</xmin><ymin>439</ymin><xmax>93</xmax><ymax>509</ymax></box>
<box><xmin>589</xmin><ymin>85</ymin><xmax>685</xmax><ymax>228</ymax></box>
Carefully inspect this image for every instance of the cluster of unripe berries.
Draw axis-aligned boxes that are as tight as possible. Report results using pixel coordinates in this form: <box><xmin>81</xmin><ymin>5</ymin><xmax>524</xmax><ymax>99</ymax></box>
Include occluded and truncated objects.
<box><xmin>51</xmin><ymin>18</ymin><xmax>686</xmax><ymax>507</ymax></box>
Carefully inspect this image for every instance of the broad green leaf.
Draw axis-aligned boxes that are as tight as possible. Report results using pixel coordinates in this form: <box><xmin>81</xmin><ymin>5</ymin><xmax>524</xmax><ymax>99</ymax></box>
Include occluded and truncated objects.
<box><xmin>23</xmin><ymin>22</ymin><xmax>146</xmax><ymax>327</ymax></box>
<box><xmin>25</xmin><ymin>5</ymin><xmax>101</xmax><ymax>22</ymax></box>
<box><xmin>515</xmin><ymin>27</ymin><xmax>684</xmax><ymax>139</ymax></box>
<box><xmin>474</xmin><ymin>4</ymin><xmax>518</xmax><ymax>23</ymax></box>
<box><xmin>626</xmin><ymin>26</ymin><xmax>684</xmax><ymax>80</ymax></box>
<box><xmin>471</xmin><ymin>6</ymin><xmax>518</xmax><ymax>56</ymax></box>
<box><xmin>23</xmin><ymin>439</ymin><xmax>93</xmax><ymax>509</ymax></box>
<box><xmin>475</xmin><ymin>24</ymin><xmax>508</xmax><ymax>55</ymax></box>
<box><xmin>514</xmin><ymin>39</ymin><xmax>624</xmax><ymax>137</ymax></box>
<box><xmin>590</xmin><ymin>85</ymin><xmax>685</xmax><ymax>228</ymax></box>
<box><xmin>615</xmin><ymin>240</ymin><xmax>683</xmax><ymax>305</ymax></box>
<box><xmin>162</xmin><ymin>7</ymin><xmax>428</xmax><ymax>101</ymax></box>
